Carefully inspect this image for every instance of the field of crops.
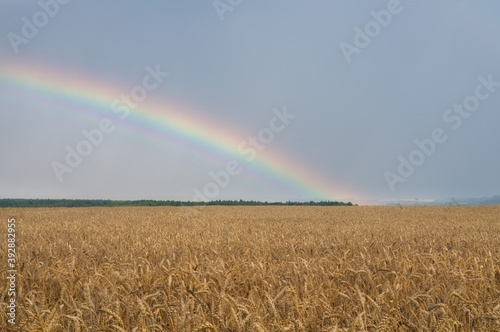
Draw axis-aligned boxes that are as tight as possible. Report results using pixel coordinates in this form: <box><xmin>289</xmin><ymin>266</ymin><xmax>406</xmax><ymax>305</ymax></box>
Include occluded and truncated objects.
<box><xmin>1</xmin><ymin>206</ymin><xmax>499</xmax><ymax>331</ymax></box>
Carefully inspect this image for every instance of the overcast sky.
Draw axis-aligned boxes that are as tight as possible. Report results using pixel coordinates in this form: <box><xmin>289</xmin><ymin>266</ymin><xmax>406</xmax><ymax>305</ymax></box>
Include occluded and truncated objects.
<box><xmin>1</xmin><ymin>1</ymin><xmax>499</xmax><ymax>203</ymax></box>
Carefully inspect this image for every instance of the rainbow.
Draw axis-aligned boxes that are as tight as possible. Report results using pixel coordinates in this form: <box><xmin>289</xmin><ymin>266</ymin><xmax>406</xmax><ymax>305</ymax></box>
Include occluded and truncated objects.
<box><xmin>0</xmin><ymin>59</ymin><xmax>361</xmax><ymax>202</ymax></box>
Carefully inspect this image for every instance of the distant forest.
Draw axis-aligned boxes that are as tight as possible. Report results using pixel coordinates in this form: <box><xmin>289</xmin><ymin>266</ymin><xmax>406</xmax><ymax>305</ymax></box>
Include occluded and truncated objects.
<box><xmin>0</xmin><ymin>199</ymin><xmax>355</xmax><ymax>208</ymax></box>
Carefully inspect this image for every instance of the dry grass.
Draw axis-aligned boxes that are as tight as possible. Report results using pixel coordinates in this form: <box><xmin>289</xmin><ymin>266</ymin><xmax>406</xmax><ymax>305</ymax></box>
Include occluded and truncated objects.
<box><xmin>1</xmin><ymin>205</ymin><xmax>499</xmax><ymax>331</ymax></box>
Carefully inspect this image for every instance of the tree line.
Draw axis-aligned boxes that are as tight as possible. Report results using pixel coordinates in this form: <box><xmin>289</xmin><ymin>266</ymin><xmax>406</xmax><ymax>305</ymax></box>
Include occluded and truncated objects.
<box><xmin>0</xmin><ymin>199</ymin><xmax>354</xmax><ymax>208</ymax></box>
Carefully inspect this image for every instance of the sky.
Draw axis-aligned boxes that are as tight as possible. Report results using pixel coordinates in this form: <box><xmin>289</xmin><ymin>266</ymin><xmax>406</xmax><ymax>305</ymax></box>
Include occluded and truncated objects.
<box><xmin>0</xmin><ymin>0</ymin><xmax>499</xmax><ymax>204</ymax></box>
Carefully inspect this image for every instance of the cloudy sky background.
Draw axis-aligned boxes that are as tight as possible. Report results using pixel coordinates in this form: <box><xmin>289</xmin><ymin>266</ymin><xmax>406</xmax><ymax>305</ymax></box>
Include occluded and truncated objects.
<box><xmin>1</xmin><ymin>0</ymin><xmax>499</xmax><ymax>203</ymax></box>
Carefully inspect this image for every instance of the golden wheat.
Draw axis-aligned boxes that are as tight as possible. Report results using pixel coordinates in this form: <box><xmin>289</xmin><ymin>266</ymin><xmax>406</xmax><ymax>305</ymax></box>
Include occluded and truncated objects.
<box><xmin>1</xmin><ymin>206</ymin><xmax>499</xmax><ymax>331</ymax></box>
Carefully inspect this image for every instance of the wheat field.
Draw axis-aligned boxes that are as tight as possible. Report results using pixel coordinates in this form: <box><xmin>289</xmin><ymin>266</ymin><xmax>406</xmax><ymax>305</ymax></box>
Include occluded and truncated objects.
<box><xmin>1</xmin><ymin>206</ymin><xmax>499</xmax><ymax>331</ymax></box>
